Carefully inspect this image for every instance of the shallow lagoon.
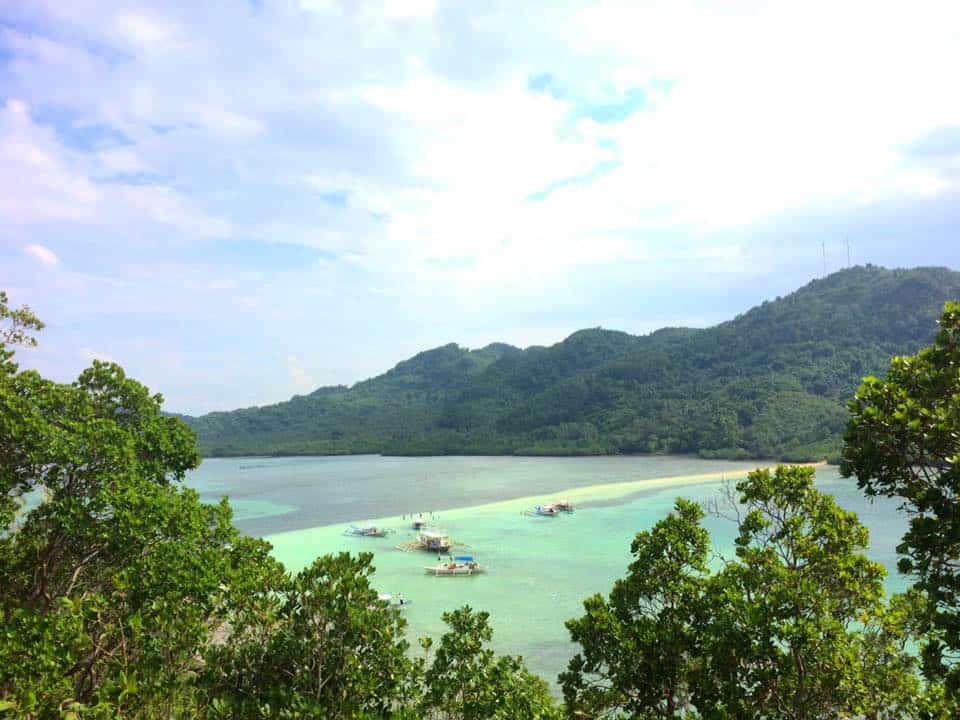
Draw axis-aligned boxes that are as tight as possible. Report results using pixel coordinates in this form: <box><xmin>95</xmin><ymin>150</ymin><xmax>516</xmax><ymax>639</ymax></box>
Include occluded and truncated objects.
<box><xmin>187</xmin><ymin>455</ymin><xmax>909</xmax><ymax>686</ymax></box>
<box><xmin>186</xmin><ymin>455</ymin><xmax>765</xmax><ymax>535</ymax></box>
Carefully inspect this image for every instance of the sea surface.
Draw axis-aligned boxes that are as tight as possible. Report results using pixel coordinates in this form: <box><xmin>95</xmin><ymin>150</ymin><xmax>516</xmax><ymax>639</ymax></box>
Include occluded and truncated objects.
<box><xmin>186</xmin><ymin>455</ymin><xmax>909</xmax><ymax>687</ymax></box>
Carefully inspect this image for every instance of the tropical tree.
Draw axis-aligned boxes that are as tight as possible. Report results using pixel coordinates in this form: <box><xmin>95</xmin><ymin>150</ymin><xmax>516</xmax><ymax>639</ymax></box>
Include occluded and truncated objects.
<box><xmin>842</xmin><ymin>300</ymin><xmax>960</xmax><ymax>695</ymax></box>
<box><xmin>420</xmin><ymin>606</ymin><xmax>560</xmax><ymax>720</ymax></box>
<box><xmin>693</xmin><ymin>466</ymin><xmax>915</xmax><ymax>719</ymax></box>
<box><xmin>561</xmin><ymin>466</ymin><xmax>921</xmax><ymax>719</ymax></box>
<box><xmin>0</xmin><ymin>290</ymin><xmax>43</xmax><ymax>350</ymax></box>
<box><xmin>0</xmin><ymin>304</ymin><xmax>277</xmax><ymax>717</ymax></box>
<box><xmin>200</xmin><ymin>552</ymin><xmax>418</xmax><ymax>720</ymax></box>
<box><xmin>561</xmin><ymin>499</ymin><xmax>708</xmax><ymax>718</ymax></box>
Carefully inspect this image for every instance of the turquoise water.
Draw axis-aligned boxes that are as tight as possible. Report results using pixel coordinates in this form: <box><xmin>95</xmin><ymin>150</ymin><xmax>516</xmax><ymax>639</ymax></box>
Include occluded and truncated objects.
<box><xmin>188</xmin><ymin>455</ymin><xmax>765</xmax><ymax>536</ymax></box>
<box><xmin>186</xmin><ymin>456</ymin><xmax>909</xmax><ymax>687</ymax></box>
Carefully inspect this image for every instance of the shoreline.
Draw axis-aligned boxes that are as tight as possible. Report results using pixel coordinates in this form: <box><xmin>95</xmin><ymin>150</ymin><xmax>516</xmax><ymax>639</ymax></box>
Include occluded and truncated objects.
<box><xmin>202</xmin><ymin>450</ymin><xmax>836</xmax><ymax>464</ymax></box>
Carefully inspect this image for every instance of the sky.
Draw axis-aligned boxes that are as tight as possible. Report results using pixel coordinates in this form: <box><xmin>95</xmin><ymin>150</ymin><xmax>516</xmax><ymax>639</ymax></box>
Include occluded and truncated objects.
<box><xmin>1</xmin><ymin>0</ymin><xmax>960</xmax><ymax>415</ymax></box>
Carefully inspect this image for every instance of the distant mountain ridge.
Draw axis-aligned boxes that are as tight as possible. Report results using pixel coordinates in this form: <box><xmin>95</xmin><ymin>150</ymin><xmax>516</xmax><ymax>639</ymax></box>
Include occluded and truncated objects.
<box><xmin>183</xmin><ymin>265</ymin><xmax>960</xmax><ymax>461</ymax></box>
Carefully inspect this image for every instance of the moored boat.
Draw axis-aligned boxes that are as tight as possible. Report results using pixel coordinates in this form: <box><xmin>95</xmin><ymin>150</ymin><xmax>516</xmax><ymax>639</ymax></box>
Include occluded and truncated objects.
<box><xmin>525</xmin><ymin>504</ymin><xmax>559</xmax><ymax>517</ymax></box>
<box><xmin>377</xmin><ymin>592</ymin><xmax>412</xmax><ymax>608</ymax></box>
<box><xmin>343</xmin><ymin>523</ymin><xmax>391</xmax><ymax>538</ymax></box>
<box><xmin>416</xmin><ymin>530</ymin><xmax>452</xmax><ymax>552</ymax></box>
<box><xmin>396</xmin><ymin>530</ymin><xmax>457</xmax><ymax>553</ymax></box>
<box><xmin>424</xmin><ymin>556</ymin><xmax>485</xmax><ymax>576</ymax></box>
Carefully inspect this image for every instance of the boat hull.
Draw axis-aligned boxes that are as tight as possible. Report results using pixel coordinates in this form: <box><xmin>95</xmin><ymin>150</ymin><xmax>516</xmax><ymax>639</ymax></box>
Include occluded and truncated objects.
<box><xmin>345</xmin><ymin>530</ymin><xmax>388</xmax><ymax>537</ymax></box>
<box><xmin>424</xmin><ymin>564</ymin><xmax>485</xmax><ymax>576</ymax></box>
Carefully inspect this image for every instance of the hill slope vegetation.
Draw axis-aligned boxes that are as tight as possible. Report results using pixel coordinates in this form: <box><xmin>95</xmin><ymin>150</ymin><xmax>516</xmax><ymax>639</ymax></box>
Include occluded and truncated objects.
<box><xmin>184</xmin><ymin>265</ymin><xmax>960</xmax><ymax>460</ymax></box>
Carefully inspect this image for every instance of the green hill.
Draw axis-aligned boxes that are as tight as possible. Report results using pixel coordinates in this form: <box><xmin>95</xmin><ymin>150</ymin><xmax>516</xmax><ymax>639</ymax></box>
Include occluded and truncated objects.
<box><xmin>183</xmin><ymin>265</ymin><xmax>960</xmax><ymax>461</ymax></box>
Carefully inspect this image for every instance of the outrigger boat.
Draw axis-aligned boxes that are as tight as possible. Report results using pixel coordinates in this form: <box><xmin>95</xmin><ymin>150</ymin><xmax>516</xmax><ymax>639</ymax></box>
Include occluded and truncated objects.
<box><xmin>524</xmin><ymin>504</ymin><xmax>559</xmax><ymax>517</ymax></box>
<box><xmin>396</xmin><ymin>530</ymin><xmax>454</xmax><ymax>553</ymax></box>
<box><xmin>343</xmin><ymin>523</ymin><xmax>391</xmax><ymax>538</ymax></box>
<box><xmin>416</xmin><ymin>531</ymin><xmax>452</xmax><ymax>552</ymax></box>
<box><xmin>377</xmin><ymin>592</ymin><xmax>412</xmax><ymax>608</ymax></box>
<box><xmin>424</xmin><ymin>556</ymin><xmax>485</xmax><ymax>576</ymax></box>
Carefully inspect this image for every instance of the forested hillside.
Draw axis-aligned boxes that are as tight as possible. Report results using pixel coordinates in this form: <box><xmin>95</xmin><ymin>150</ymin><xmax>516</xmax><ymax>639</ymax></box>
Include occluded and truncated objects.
<box><xmin>184</xmin><ymin>265</ymin><xmax>960</xmax><ymax>460</ymax></box>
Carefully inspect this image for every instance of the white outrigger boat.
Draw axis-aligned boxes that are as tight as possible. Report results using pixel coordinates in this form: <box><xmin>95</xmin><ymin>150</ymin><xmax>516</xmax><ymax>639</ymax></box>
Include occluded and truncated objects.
<box><xmin>424</xmin><ymin>556</ymin><xmax>485</xmax><ymax>576</ymax></box>
<box><xmin>343</xmin><ymin>523</ymin><xmax>392</xmax><ymax>538</ymax></box>
<box><xmin>377</xmin><ymin>592</ymin><xmax>412</xmax><ymax>608</ymax></box>
<box><xmin>524</xmin><ymin>504</ymin><xmax>560</xmax><ymax>517</ymax></box>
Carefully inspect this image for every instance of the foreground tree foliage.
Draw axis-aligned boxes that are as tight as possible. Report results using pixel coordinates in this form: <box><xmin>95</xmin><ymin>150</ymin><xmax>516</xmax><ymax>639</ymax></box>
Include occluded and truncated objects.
<box><xmin>561</xmin><ymin>499</ymin><xmax>708</xmax><ymax>717</ymax></box>
<box><xmin>562</xmin><ymin>466</ymin><xmax>941</xmax><ymax>719</ymax></box>
<box><xmin>843</xmin><ymin>301</ymin><xmax>960</xmax><ymax>696</ymax></box>
<box><xmin>200</xmin><ymin>552</ymin><xmax>419</xmax><ymax>719</ymax></box>
<box><xmin>0</xmin><ymin>294</ymin><xmax>555</xmax><ymax>719</ymax></box>
<box><xmin>0</xmin><ymin>291</ymin><xmax>43</xmax><ymax>349</ymax></box>
<box><xmin>0</xmin><ymin>304</ymin><xmax>278</xmax><ymax>716</ymax></box>
<box><xmin>419</xmin><ymin>606</ymin><xmax>559</xmax><ymax>720</ymax></box>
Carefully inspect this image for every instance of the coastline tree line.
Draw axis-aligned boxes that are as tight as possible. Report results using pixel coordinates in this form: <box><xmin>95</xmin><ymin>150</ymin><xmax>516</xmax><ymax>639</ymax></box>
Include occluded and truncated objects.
<box><xmin>2</xmin><ymin>291</ymin><xmax>959</xmax><ymax>718</ymax></box>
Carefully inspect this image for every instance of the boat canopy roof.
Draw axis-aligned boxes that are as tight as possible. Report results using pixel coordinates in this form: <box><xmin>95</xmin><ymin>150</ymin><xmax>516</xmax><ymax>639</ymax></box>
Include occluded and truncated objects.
<box><xmin>454</xmin><ymin>555</ymin><xmax>473</xmax><ymax>562</ymax></box>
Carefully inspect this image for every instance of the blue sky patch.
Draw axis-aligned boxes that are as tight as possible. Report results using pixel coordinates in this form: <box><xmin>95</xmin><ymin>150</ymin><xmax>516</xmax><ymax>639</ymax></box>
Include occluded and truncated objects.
<box><xmin>527</xmin><ymin>159</ymin><xmax>621</xmax><ymax>202</ymax></box>
<box><xmin>528</xmin><ymin>72</ymin><xmax>649</xmax><ymax>125</ymax></box>
<box><xmin>31</xmin><ymin>106</ymin><xmax>131</xmax><ymax>150</ymax></box>
<box><xmin>527</xmin><ymin>72</ymin><xmax>566</xmax><ymax>99</ymax></box>
<box><xmin>320</xmin><ymin>191</ymin><xmax>350</xmax><ymax>208</ymax></box>
<box><xmin>575</xmin><ymin>89</ymin><xmax>646</xmax><ymax>124</ymax></box>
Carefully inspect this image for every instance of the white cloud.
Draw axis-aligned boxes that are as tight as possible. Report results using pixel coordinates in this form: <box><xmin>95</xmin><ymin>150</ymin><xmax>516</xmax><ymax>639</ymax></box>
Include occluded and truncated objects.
<box><xmin>298</xmin><ymin>0</ymin><xmax>337</xmax><ymax>13</ymax></box>
<box><xmin>12</xmin><ymin>0</ymin><xmax>957</xmax><ymax>289</ymax></box>
<box><xmin>95</xmin><ymin>147</ymin><xmax>147</xmax><ymax>175</ymax></box>
<box><xmin>0</xmin><ymin>98</ymin><xmax>101</xmax><ymax>224</ymax></box>
<box><xmin>0</xmin><ymin>98</ymin><xmax>230</xmax><ymax>237</ymax></box>
<box><xmin>79</xmin><ymin>347</ymin><xmax>116</xmax><ymax>364</ymax></box>
<box><xmin>113</xmin><ymin>12</ymin><xmax>179</xmax><ymax>51</ymax></box>
<box><xmin>561</xmin><ymin>0</ymin><xmax>960</xmax><ymax>227</ymax></box>
<box><xmin>277</xmin><ymin>0</ymin><xmax>960</xmax><ymax>307</ymax></box>
<box><xmin>24</xmin><ymin>243</ymin><xmax>60</xmax><ymax>266</ymax></box>
<box><xmin>371</xmin><ymin>0</ymin><xmax>437</xmax><ymax>21</ymax></box>
<box><xmin>3</xmin><ymin>0</ymin><xmax>960</xmax><ymax>413</ymax></box>
<box><xmin>193</xmin><ymin>107</ymin><xmax>263</xmax><ymax>137</ymax></box>
<box><xmin>287</xmin><ymin>355</ymin><xmax>315</xmax><ymax>394</ymax></box>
